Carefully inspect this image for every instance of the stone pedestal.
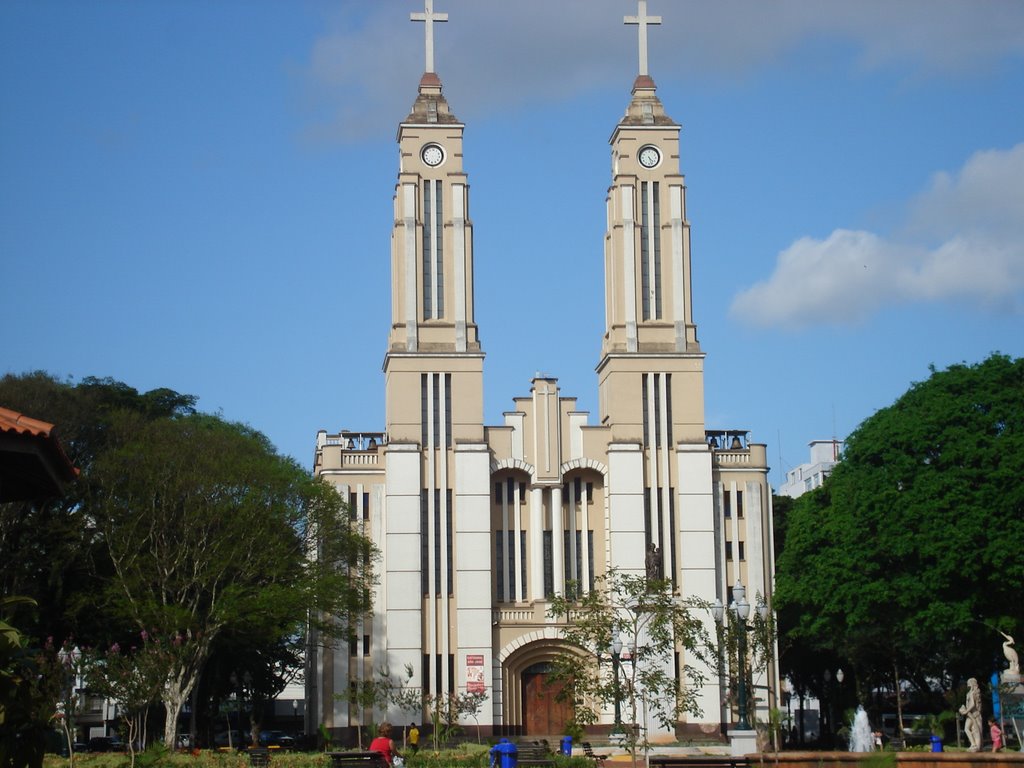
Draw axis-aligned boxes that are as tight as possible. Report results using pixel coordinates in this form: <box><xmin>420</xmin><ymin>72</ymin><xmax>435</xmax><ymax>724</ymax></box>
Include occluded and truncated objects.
<box><xmin>1002</xmin><ymin>671</ymin><xmax>1024</xmax><ymax>752</ymax></box>
<box><xmin>729</xmin><ymin>729</ymin><xmax>758</xmax><ymax>756</ymax></box>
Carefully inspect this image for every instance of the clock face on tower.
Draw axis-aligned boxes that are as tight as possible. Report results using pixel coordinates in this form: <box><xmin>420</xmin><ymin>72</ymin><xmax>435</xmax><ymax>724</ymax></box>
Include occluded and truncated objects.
<box><xmin>638</xmin><ymin>145</ymin><xmax>661</xmax><ymax>169</ymax></box>
<box><xmin>422</xmin><ymin>144</ymin><xmax>445</xmax><ymax>167</ymax></box>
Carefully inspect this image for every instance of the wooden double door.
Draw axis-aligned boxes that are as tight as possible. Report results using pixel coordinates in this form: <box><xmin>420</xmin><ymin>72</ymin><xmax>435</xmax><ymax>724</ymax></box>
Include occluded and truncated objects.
<box><xmin>521</xmin><ymin>663</ymin><xmax>573</xmax><ymax>735</ymax></box>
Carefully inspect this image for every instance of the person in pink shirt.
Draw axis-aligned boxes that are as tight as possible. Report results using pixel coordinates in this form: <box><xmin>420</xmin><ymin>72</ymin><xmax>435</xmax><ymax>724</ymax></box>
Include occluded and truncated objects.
<box><xmin>989</xmin><ymin>718</ymin><xmax>1003</xmax><ymax>752</ymax></box>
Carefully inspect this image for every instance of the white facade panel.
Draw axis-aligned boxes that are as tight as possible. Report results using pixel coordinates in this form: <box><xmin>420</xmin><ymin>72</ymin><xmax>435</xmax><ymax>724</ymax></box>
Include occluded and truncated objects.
<box><xmin>455</xmin><ymin>531</ymin><xmax>491</xmax><ymax>571</ymax></box>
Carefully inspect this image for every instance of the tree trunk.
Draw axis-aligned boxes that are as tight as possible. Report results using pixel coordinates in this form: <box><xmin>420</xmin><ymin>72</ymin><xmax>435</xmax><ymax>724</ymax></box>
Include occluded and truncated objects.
<box><xmin>893</xmin><ymin>663</ymin><xmax>905</xmax><ymax>744</ymax></box>
<box><xmin>162</xmin><ymin>665</ymin><xmax>198</xmax><ymax>748</ymax></box>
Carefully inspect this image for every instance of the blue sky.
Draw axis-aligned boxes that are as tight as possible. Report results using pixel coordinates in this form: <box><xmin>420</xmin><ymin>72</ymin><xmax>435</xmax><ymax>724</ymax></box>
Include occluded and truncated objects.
<box><xmin>2</xmin><ymin>1</ymin><xmax>1022</xmax><ymax>487</ymax></box>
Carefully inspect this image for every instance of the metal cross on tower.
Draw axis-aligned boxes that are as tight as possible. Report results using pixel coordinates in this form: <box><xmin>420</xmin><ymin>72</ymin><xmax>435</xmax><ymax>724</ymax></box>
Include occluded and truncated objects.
<box><xmin>411</xmin><ymin>0</ymin><xmax>449</xmax><ymax>74</ymax></box>
<box><xmin>624</xmin><ymin>0</ymin><xmax>662</xmax><ymax>77</ymax></box>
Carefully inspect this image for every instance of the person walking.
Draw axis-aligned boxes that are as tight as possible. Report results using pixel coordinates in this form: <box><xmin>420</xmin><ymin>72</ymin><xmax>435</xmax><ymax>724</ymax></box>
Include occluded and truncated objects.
<box><xmin>408</xmin><ymin>723</ymin><xmax>420</xmax><ymax>754</ymax></box>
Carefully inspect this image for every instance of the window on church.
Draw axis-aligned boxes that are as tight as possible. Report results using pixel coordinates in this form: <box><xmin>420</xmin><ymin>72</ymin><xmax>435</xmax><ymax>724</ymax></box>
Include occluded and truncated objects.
<box><xmin>349</xmin><ymin>492</ymin><xmax>357</xmax><ymax>520</ymax></box>
<box><xmin>738</xmin><ymin>541</ymin><xmax>746</xmax><ymax>561</ymax></box>
<box><xmin>665</xmin><ymin>374</ymin><xmax>673</xmax><ymax>445</ymax></box>
<box><xmin>363</xmin><ymin>634</ymin><xmax>370</xmax><ymax>656</ymax></box>
<box><xmin>421</xmin><ymin>375</ymin><xmax>428</xmax><ymax>448</ymax></box>
<box><xmin>725</xmin><ymin>541</ymin><xmax>733</xmax><ymax>561</ymax></box>
<box><xmin>543</xmin><ymin>531</ymin><xmax>553</xmax><ymax>598</ymax></box>
<box><xmin>496</xmin><ymin>531</ymin><xmax>504</xmax><ymax>600</ymax></box>
<box><xmin>736</xmin><ymin>489</ymin><xmax>744</xmax><ymax>518</ymax></box>
<box><xmin>362</xmin><ymin>492</ymin><xmax>369</xmax><ymax>521</ymax></box>
<box><xmin>644</xmin><ymin>490</ymin><xmax>652</xmax><ymax>545</ymax></box>
<box><xmin>642</xmin><ymin>374</ymin><xmax>670</xmax><ymax>448</ymax></box>
<box><xmin>723</xmin><ymin>489</ymin><xmax>732</xmax><ymax>518</ymax></box>
<box><xmin>653</xmin><ymin>374</ymin><xmax>662</xmax><ymax>445</ymax></box>
<box><xmin>422</xmin><ymin>180</ymin><xmax>444</xmax><ymax>319</ymax></box>
<box><xmin>520</xmin><ymin>530</ymin><xmax>527</xmax><ymax>597</ymax></box>
<box><xmin>640</xmin><ymin>181</ymin><xmax>662</xmax><ymax>320</ymax></box>
<box><xmin>434</xmin><ymin>490</ymin><xmax>441</xmax><ymax>594</ymax></box>
<box><xmin>642</xmin><ymin>375</ymin><xmax>649</xmax><ymax>445</ymax></box>
<box><xmin>668</xmin><ymin>487</ymin><xmax>676</xmax><ymax>589</ymax></box>
<box><xmin>446</xmin><ymin>489</ymin><xmax>453</xmax><ymax>596</ymax></box>
<box><xmin>420</xmin><ymin>490</ymin><xmax>429</xmax><ymax>595</ymax></box>
<box><xmin>432</xmin><ymin>374</ymin><xmax>441</xmax><ymax>449</ymax></box>
<box><xmin>563</xmin><ymin>530</ymin><xmax>595</xmax><ymax>592</ymax></box>
<box><xmin>444</xmin><ymin>374</ymin><xmax>452</xmax><ymax>448</ymax></box>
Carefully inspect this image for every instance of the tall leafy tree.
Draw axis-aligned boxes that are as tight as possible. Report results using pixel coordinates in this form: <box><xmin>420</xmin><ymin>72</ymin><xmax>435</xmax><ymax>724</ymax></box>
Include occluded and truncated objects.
<box><xmin>0</xmin><ymin>372</ymin><xmax>196</xmax><ymax>643</ymax></box>
<box><xmin>89</xmin><ymin>412</ymin><xmax>374</xmax><ymax>746</ymax></box>
<box><xmin>775</xmin><ymin>354</ymin><xmax>1024</xmax><ymax>705</ymax></box>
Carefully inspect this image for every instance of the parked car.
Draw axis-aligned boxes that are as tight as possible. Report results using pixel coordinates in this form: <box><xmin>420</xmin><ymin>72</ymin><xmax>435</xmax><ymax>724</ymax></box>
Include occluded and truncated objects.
<box><xmin>87</xmin><ymin>737</ymin><xmax>124</xmax><ymax>752</ymax></box>
<box><xmin>258</xmin><ymin>730</ymin><xmax>295</xmax><ymax>749</ymax></box>
<box><xmin>213</xmin><ymin>730</ymin><xmax>249</xmax><ymax>749</ymax></box>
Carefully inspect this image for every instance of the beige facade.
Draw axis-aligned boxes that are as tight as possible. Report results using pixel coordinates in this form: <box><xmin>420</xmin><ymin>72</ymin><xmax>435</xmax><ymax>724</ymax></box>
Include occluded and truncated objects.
<box><xmin>311</xmin><ymin>5</ymin><xmax>777</xmax><ymax>742</ymax></box>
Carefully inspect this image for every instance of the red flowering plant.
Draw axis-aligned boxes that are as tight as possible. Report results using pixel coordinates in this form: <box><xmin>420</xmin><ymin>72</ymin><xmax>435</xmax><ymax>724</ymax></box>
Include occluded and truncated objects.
<box><xmin>85</xmin><ymin>630</ymin><xmax>188</xmax><ymax>768</ymax></box>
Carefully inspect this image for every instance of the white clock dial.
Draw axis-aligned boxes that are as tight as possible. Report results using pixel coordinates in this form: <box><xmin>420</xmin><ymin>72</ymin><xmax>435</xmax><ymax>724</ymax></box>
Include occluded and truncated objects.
<box><xmin>422</xmin><ymin>144</ymin><xmax>444</xmax><ymax>167</ymax></box>
<box><xmin>638</xmin><ymin>146</ymin><xmax>661</xmax><ymax>169</ymax></box>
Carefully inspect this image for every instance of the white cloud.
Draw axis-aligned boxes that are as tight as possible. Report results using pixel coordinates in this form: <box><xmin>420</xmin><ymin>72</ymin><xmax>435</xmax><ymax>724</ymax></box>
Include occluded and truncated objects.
<box><xmin>300</xmin><ymin>1</ymin><xmax>1024</xmax><ymax>142</ymax></box>
<box><xmin>730</xmin><ymin>144</ymin><xmax>1024</xmax><ymax>328</ymax></box>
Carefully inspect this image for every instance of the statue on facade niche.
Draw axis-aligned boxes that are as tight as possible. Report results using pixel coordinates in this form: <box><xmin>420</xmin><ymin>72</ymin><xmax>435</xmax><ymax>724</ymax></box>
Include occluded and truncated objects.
<box><xmin>645</xmin><ymin>543</ymin><xmax>663</xmax><ymax>583</ymax></box>
<box><xmin>1000</xmin><ymin>630</ymin><xmax>1020</xmax><ymax>676</ymax></box>
<box><xmin>959</xmin><ymin>677</ymin><xmax>983</xmax><ymax>752</ymax></box>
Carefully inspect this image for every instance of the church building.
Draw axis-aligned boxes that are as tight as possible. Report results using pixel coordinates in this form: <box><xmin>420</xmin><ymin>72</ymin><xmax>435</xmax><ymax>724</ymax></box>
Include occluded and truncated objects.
<box><xmin>311</xmin><ymin>1</ymin><xmax>778</xmax><ymax>741</ymax></box>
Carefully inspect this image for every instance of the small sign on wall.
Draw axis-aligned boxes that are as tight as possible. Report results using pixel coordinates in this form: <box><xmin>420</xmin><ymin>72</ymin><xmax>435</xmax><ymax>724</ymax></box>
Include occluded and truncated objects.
<box><xmin>466</xmin><ymin>654</ymin><xmax>485</xmax><ymax>693</ymax></box>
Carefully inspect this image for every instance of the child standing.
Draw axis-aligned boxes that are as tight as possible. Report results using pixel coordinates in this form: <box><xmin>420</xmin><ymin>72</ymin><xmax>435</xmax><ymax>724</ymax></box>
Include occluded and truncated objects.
<box><xmin>989</xmin><ymin>717</ymin><xmax>1003</xmax><ymax>752</ymax></box>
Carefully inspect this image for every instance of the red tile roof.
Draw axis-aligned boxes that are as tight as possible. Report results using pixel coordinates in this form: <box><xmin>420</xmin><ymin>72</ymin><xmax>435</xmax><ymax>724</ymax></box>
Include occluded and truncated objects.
<box><xmin>0</xmin><ymin>406</ymin><xmax>58</xmax><ymax>438</ymax></box>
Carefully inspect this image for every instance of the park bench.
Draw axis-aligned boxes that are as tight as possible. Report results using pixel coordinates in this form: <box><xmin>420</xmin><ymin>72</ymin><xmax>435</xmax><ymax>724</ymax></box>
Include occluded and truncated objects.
<box><xmin>515</xmin><ymin>741</ymin><xmax>556</xmax><ymax>768</ymax></box>
<box><xmin>649</xmin><ymin>757</ymin><xmax>749</xmax><ymax>768</ymax></box>
<box><xmin>581</xmin><ymin>742</ymin><xmax>608</xmax><ymax>766</ymax></box>
<box><xmin>327</xmin><ymin>750</ymin><xmax>389</xmax><ymax>768</ymax></box>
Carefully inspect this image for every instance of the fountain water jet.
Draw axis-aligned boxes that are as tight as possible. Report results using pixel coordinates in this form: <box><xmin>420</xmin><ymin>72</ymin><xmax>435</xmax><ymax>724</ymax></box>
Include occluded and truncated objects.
<box><xmin>849</xmin><ymin>706</ymin><xmax>873</xmax><ymax>752</ymax></box>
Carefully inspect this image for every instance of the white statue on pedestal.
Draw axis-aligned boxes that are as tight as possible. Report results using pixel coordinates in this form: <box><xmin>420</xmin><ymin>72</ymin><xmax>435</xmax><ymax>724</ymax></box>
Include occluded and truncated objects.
<box><xmin>959</xmin><ymin>677</ymin><xmax>983</xmax><ymax>752</ymax></box>
<box><xmin>1000</xmin><ymin>631</ymin><xmax>1020</xmax><ymax>676</ymax></box>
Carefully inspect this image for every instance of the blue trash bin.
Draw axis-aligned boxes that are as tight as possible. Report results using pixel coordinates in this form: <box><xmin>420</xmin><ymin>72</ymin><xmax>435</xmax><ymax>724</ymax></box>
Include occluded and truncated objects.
<box><xmin>490</xmin><ymin>738</ymin><xmax>517</xmax><ymax>768</ymax></box>
<box><xmin>930</xmin><ymin>736</ymin><xmax>942</xmax><ymax>753</ymax></box>
<box><xmin>560</xmin><ymin>736</ymin><xmax>573</xmax><ymax>756</ymax></box>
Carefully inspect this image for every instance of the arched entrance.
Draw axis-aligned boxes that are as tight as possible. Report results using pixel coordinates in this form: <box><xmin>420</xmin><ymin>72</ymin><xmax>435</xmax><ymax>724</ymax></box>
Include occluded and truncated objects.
<box><xmin>499</xmin><ymin>636</ymin><xmax>586</xmax><ymax>736</ymax></box>
<box><xmin>521</xmin><ymin>662</ymin><xmax>573</xmax><ymax>736</ymax></box>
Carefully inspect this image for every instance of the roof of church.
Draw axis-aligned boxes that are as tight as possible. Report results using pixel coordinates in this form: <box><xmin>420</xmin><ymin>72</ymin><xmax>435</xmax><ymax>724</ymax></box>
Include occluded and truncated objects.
<box><xmin>403</xmin><ymin>73</ymin><xmax>460</xmax><ymax>125</ymax></box>
<box><xmin>618</xmin><ymin>76</ymin><xmax>677</xmax><ymax>127</ymax></box>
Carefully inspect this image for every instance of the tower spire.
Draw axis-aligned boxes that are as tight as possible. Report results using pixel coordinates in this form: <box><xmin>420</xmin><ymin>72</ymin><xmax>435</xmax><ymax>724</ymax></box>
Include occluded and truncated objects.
<box><xmin>411</xmin><ymin>0</ymin><xmax>449</xmax><ymax>74</ymax></box>
<box><xmin>624</xmin><ymin>0</ymin><xmax>661</xmax><ymax>78</ymax></box>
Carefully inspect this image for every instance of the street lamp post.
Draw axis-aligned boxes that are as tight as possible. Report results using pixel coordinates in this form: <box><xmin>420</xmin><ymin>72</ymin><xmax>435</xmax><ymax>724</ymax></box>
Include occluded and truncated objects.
<box><xmin>833</xmin><ymin>669</ymin><xmax>844</xmax><ymax>748</ymax></box>
<box><xmin>610</xmin><ymin>629</ymin><xmax>623</xmax><ymax>728</ymax></box>
<box><xmin>713</xmin><ymin>584</ymin><xmax>752</xmax><ymax>730</ymax></box>
<box><xmin>823</xmin><ymin>668</ymin><xmax>831</xmax><ymax>746</ymax></box>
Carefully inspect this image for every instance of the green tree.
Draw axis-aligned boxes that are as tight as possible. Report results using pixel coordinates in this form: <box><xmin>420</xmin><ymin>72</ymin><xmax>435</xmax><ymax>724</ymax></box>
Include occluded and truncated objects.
<box><xmin>547</xmin><ymin>571</ymin><xmax>710</xmax><ymax>764</ymax></box>
<box><xmin>775</xmin><ymin>354</ymin><xmax>1024</xmax><ymax>707</ymax></box>
<box><xmin>88</xmin><ymin>412</ymin><xmax>375</xmax><ymax>746</ymax></box>
<box><xmin>0</xmin><ymin>372</ymin><xmax>196</xmax><ymax>644</ymax></box>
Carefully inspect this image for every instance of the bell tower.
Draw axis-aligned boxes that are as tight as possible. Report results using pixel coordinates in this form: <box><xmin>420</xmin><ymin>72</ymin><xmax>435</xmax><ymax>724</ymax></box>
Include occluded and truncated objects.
<box><xmin>598</xmin><ymin>0</ymin><xmax>704</xmax><ymax>448</ymax></box>
<box><xmin>385</xmin><ymin>0</ymin><xmax>483</xmax><ymax>445</ymax></box>
<box><xmin>380</xmin><ymin>1</ymin><xmax>491</xmax><ymax>711</ymax></box>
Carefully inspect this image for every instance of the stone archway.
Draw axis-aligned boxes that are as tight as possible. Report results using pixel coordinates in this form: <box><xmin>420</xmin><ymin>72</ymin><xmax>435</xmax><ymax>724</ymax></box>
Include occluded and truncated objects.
<box><xmin>498</xmin><ymin>633</ymin><xmax>589</xmax><ymax>736</ymax></box>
